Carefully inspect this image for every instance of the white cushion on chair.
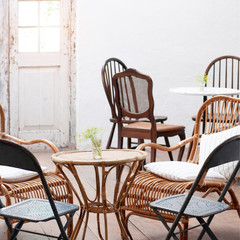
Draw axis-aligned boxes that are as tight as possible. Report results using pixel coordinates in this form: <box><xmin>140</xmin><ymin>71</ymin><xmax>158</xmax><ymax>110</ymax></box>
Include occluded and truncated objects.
<box><xmin>0</xmin><ymin>166</ymin><xmax>48</xmax><ymax>183</ymax></box>
<box><xmin>199</xmin><ymin>126</ymin><xmax>240</xmax><ymax>179</ymax></box>
<box><xmin>144</xmin><ymin>161</ymin><xmax>225</xmax><ymax>181</ymax></box>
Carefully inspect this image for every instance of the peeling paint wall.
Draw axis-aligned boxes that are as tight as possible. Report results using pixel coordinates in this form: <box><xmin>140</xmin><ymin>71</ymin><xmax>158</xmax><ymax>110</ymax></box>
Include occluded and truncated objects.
<box><xmin>69</xmin><ymin>0</ymin><xmax>77</xmax><ymax>147</ymax></box>
<box><xmin>0</xmin><ymin>0</ymin><xmax>9</xmax><ymax>132</ymax></box>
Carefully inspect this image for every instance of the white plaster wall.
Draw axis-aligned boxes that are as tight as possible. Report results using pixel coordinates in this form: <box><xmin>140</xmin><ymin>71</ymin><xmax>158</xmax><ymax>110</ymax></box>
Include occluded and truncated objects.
<box><xmin>76</xmin><ymin>0</ymin><xmax>240</xmax><ymax>149</ymax></box>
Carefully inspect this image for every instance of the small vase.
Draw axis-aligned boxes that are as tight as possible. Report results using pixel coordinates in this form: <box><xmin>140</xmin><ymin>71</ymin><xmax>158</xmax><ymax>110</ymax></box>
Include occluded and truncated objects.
<box><xmin>92</xmin><ymin>139</ymin><xmax>102</xmax><ymax>159</ymax></box>
<box><xmin>200</xmin><ymin>82</ymin><xmax>205</xmax><ymax>91</ymax></box>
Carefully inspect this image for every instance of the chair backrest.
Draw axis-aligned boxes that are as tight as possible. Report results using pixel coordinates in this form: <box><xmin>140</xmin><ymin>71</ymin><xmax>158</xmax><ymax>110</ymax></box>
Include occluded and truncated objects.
<box><xmin>112</xmin><ymin>68</ymin><xmax>155</xmax><ymax>125</ymax></box>
<box><xmin>0</xmin><ymin>104</ymin><xmax>5</xmax><ymax>133</ymax></box>
<box><xmin>101</xmin><ymin>58</ymin><xmax>127</xmax><ymax>119</ymax></box>
<box><xmin>178</xmin><ymin>136</ymin><xmax>240</xmax><ymax>222</ymax></box>
<box><xmin>205</xmin><ymin>56</ymin><xmax>240</xmax><ymax>97</ymax></box>
<box><xmin>189</xmin><ymin>96</ymin><xmax>240</xmax><ymax>163</ymax></box>
<box><xmin>0</xmin><ymin>139</ymin><xmax>64</xmax><ymax>227</ymax></box>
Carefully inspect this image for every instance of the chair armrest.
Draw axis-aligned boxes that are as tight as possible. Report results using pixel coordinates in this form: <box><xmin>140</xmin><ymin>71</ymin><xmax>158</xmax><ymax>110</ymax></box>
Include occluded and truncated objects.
<box><xmin>136</xmin><ymin>135</ymin><xmax>196</xmax><ymax>152</ymax></box>
<box><xmin>1</xmin><ymin>133</ymin><xmax>59</xmax><ymax>153</ymax></box>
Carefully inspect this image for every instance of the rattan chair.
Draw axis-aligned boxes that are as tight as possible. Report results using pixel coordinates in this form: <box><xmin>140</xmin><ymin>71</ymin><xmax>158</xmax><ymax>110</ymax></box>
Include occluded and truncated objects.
<box><xmin>113</xmin><ymin>68</ymin><xmax>185</xmax><ymax>163</ymax></box>
<box><xmin>150</xmin><ymin>135</ymin><xmax>240</xmax><ymax>240</ymax></box>
<box><xmin>0</xmin><ymin>139</ymin><xmax>79</xmax><ymax>239</ymax></box>
<box><xmin>0</xmin><ymin>104</ymin><xmax>73</xmax><ymax>237</ymax></box>
<box><xmin>121</xmin><ymin>96</ymin><xmax>240</xmax><ymax>240</ymax></box>
<box><xmin>102</xmin><ymin>58</ymin><xmax>170</xmax><ymax>155</ymax></box>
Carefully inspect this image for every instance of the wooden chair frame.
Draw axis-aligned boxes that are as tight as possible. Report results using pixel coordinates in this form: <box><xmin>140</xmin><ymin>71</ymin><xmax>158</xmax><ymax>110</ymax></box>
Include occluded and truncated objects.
<box><xmin>113</xmin><ymin>68</ymin><xmax>185</xmax><ymax>163</ymax></box>
<box><xmin>101</xmin><ymin>58</ymin><xmax>169</xmax><ymax>153</ymax></box>
<box><xmin>121</xmin><ymin>96</ymin><xmax>240</xmax><ymax>240</ymax></box>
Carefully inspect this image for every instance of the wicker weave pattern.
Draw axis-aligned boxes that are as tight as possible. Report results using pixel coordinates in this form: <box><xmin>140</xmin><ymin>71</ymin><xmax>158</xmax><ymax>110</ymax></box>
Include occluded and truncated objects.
<box><xmin>122</xmin><ymin>96</ymin><xmax>240</xmax><ymax>239</ymax></box>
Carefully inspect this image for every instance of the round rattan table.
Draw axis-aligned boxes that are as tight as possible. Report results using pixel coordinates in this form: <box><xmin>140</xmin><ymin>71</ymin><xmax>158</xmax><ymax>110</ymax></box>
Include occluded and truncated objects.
<box><xmin>52</xmin><ymin>149</ymin><xmax>147</xmax><ymax>240</ymax></box>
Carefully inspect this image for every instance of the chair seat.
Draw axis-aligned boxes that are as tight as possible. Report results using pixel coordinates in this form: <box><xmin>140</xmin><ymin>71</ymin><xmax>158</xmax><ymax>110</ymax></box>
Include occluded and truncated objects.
<box><xmin>124</xmin><ymin>122</ymin><xmax>185</xmax><ymax>133</ymax></box>
<box><xmin>110</xmin><ymin>115</ymin><xmax>168</xmax><ymax>124</ymax></box>
<box><xmin>0</xmin><ymin>199</ymin><xmax>79</xmax><ymax>222</ymax></box>
<box><xmin>150</xmin><ymin>194</ymin><xmax>229</xmax><ymax>218</ymax></box>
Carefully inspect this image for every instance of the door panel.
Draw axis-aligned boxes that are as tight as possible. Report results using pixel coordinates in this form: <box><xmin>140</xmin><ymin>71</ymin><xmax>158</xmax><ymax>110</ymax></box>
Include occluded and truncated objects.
<box><xmin>10</xmin><ymin>0</ymin><xmax>70</xmax><ymax>148</ymax></box>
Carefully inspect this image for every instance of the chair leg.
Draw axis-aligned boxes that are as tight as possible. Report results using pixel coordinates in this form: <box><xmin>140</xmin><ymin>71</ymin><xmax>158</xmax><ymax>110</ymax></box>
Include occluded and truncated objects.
<box><xmin>0</xmin><ymin>200</ymin><xmax>14</xmax><ymax>235</ymax></box>
<box><xmin>106</xmin><ymin>123</ymin><xmax>116</xmax><ymax>149</ymax></box>
<box><xmin>196</xmin><ymin>217</ymin><xmax>218</xmax><ymax>240</ymax></box>
<box><xmin>152</xmin><ymin>208</ymin><xmax>179</xmax><ymax>240</ymax></box>
<box><xmin>127</xmin><ymin>138</ymin><xmax>132</xmax><ymax>149</ymax></box>
<box><xmin>164</xmin><ymin>136</ymin><xmax>174</xmax><ymax>161</ymax></box>
<box><xmin>177</xmin><ymin>131</ymin><xmax>186</xmax><ymax>161</ymax></box>
<box><xmin>150</xmin><ymin>137</ymin><xmax>157</xmax><ymax>162</ymax></box>
<box><xmin>9</xmin><ymin>220</ymin><xmax>24</xmax><ymax>240</ymax></box>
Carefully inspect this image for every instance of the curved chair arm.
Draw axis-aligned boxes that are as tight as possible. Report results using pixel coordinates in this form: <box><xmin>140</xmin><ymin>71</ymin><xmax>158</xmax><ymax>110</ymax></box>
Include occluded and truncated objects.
<box><xmin>1</xmin><ymin>133</ymin><xmax>60</xmax><ymax>174</ymax></box>
<box><xmin>1</xmin><ymin>133</ymin><xmax>59</xmax><ymax>153</ymax></box>
<box><xmin>136</xmin><ymin>136</ymin><xmax>196</xmax><ymax>152</ymax></box>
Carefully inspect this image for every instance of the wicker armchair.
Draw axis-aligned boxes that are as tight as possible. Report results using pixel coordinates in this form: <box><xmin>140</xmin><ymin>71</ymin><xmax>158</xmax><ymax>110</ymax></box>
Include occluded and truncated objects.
<box><xmin>121</xmin><ymin>96</ymin><xmax>240</xmax><ymax>240</ymax></box>
<box><xmin>0</xmin><ymin>104</ymin><xmax>73</xmax><ymax>236</ymax></box>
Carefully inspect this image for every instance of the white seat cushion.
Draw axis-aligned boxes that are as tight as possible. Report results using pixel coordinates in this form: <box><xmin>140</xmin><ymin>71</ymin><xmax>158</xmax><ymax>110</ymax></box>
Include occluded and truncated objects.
<box><xmin>199</xmin><ymin>126</ymin><xmax>240</xmax><ymax>179</ymax></box>
<box><xmin>144</xmin><ymin>161</ymin><xmax>225</xmax><ymax>182</ymax></box>
<box><xmin>0</xmin><ymin>166</ymin><xmax>48</xmax><ymax>183</ymax></box>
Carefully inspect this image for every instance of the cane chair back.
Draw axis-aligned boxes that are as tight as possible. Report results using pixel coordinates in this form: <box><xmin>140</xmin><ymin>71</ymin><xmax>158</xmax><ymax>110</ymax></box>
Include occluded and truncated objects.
<box><xmin>150</xmin><ymin>135</ymin><xmax>240</xmax><ymax>240</ymax></box>
<box><xmin>113</xmin><ymin>68</ymin><xmax>185</xmax><ymax>162</ymax></box>
<box><xmin>0</xmin><ymin>139</ymin><xmax>79</xmax><ymax>239</ymax></box>
<box><xmin>121</xmin><ymin>96</ymin><xmax>240</xmax><ymax>240</ymax></box>
<box><xmin>102</xmin><ymin>58</ymin><xmax>168</xmax><ymax>151</ymax></box>
<box><xmin>192</xmin><ymin>56</ymin><xmax>240</xmax><ymax>124</ymax></box>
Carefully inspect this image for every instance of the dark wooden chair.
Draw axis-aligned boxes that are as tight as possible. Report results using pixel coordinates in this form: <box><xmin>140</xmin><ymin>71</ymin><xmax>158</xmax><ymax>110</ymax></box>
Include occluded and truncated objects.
<box><xmin>192</xmin><ymin>55</ymin><xmax>240</xmax><ymax>122</ymax></box>
<box><xmin>101</xmin><ymin>58</ymin><xmax>170</xmax><ymax>153</ymax></box>
<box><xmin>112</xmin><ymin>68</ymin><xmax>186</xmax><ymax>163</ymax></box>
<box><xmin>0</xmin><ymin>139</ymin><xmax>79</xmax><ymax>239</ymax></box>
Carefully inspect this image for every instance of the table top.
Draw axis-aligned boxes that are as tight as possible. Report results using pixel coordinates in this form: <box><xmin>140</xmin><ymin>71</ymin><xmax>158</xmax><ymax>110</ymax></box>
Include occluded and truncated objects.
<box><xmin>52</xmin><ymin>149</ymin><xmax>147</xmax><ymax>166</ymax></box>
<box><xmin>169</xmin><ymin>87</ymin><xmax>240</xmax><ymax>96</ymax></box>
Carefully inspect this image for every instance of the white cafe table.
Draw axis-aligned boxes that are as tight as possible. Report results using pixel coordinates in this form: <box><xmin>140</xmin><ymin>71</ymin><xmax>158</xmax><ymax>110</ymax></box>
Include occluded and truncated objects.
<box><xmin>169</xmin><ymin>87</ymin><xmax>240</xmax><ymax>102</ymax></box>
<box><xmin>169</xmin><ymin>87</ymin><xmax>240</xmax><ymax>132</ymax></box>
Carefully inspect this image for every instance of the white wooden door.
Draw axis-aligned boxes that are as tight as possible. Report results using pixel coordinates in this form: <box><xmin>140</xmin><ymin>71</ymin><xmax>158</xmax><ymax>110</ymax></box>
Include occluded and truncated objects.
<box><xmin>9</xmin><ymin>0</ymin><xmax>70</xmax><ymax>148</ymax></box>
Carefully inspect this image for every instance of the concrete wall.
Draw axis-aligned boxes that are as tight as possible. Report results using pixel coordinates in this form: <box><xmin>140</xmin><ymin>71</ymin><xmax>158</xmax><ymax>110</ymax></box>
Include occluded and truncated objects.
<box><xmin>75</xmin><ymin>0</ymin><xmax>240</xmax><ymax>150</ymax></box>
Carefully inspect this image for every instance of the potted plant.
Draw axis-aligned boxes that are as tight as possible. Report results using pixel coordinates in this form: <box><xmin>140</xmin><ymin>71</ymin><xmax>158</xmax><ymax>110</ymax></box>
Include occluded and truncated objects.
<box><xmin>78</xmin><ymin>127</ymin><xmax>104</xmax><ymax>159</ymax></box>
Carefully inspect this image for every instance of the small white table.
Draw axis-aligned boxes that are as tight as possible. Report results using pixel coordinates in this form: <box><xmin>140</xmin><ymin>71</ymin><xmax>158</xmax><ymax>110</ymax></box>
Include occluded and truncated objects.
<box><xmin>169</xmin><ymin>86</ymin><xmax>240</xmax><ymax>98</ymax></box>
<box><xmin>169</xmin><ymin>87</ymin><xmax>240</xmax><ymax>131</ymax></box>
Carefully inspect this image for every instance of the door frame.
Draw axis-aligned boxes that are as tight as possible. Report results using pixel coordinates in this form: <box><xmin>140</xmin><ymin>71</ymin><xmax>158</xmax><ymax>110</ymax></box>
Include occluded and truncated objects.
<box><xmin>8</xmin><ymin>0</ymin><xmax>77</xmax><ymax>148</ymax></box>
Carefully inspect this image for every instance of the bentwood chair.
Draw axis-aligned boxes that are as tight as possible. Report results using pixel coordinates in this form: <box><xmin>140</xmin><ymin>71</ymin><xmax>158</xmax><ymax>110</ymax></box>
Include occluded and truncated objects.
<box><xmin>121</xmin><ymin>96</ymin><xmax>240</xmax><ymax>240</ymax></box>
<box><xmin>192</xmin><ymin>55</ymin><xmax>240</xmax><ymax>122</ymax></box>
<box><xmin>101</xmin><ymin>58</ymin><xmax>170</xmax><ymax>155</ymax></box>
<box><xmin>112</xmin><ymin>68</ymin><xmax>186</xmax><ymax>163</ymax></box>
<box><xmin>0</xmin><ymin>139</ymin><xmax>79</xmax><ymax>240</ymax></box>
<box><xmin>150</xmin><ymin>135</ymin><xmax>240</xmax><ymax>240</ymax></box>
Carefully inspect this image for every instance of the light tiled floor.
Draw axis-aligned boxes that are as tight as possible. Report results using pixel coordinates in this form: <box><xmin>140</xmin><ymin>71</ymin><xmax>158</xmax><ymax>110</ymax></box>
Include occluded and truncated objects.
<box><xmin>0</xmin><ymin>148</ymin><xmax>239</xmax><ymax>240</ymax></box>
